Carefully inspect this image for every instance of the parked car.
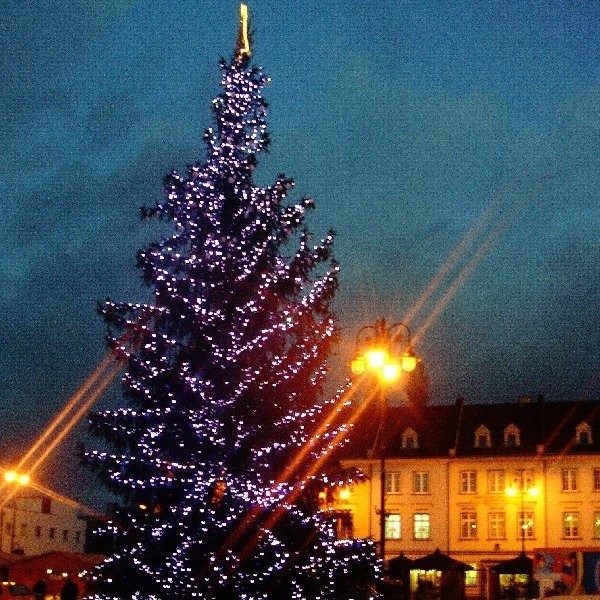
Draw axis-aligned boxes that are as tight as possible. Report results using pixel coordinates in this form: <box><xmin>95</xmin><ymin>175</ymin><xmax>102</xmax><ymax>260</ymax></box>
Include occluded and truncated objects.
<box><xmin>0</xmin><ymin>582</ymin><xmax>34</xmax><ymax>598</ymax></box>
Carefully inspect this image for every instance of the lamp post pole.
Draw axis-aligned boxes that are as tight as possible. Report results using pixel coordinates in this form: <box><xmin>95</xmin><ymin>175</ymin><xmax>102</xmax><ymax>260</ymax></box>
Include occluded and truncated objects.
<box><xmin>350</xmin><ymin>318</ymin><xmax>418</xmax><ymax>563</ymax></box>
<box><xmin>379</xmin><ymin>385</ymin><xmax>387</xmax><ymax>562</ymax></box>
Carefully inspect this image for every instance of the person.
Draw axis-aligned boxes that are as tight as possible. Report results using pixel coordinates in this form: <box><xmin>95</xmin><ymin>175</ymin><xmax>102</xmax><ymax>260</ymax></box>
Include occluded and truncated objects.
<box><xmin>60</xmin><ymin>576</ymin><xmax>79</xmax><ymax>600</ymax></box>
<box><xmin>32</xmin><ymin>579</ymin><xmax>46</xmax><ymax>600</ymax></box>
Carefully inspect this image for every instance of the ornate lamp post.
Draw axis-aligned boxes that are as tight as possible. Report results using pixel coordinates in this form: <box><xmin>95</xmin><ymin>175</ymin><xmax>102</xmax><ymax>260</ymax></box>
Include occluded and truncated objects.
<box><xmin>506</xmin><ymin>470</ymin><xmax>539</xmax><ymax>555</ymax></box>
<box><xmin>350</xmin><ymin>318</ymin><xmax>418</xmax><ymax>562</ymax></box>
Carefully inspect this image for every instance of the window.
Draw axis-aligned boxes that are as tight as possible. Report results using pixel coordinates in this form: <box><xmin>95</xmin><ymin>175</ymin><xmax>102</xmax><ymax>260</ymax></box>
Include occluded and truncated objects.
<box><xmin>385</xmin><ymin>472</ymin><xmax>401</xmax><ymax>494</ymax></box>
<box><xmin>460</xmin><ymin>470</ymin><xmax>477</xmax><ymax>494</ymax></box>
<box><xmin>595</xmin><ymin>468</ymin><xmax>600</xmax><ymax>492</ymax></box>
<box><xmin>385</xmin><ymin>514</ymin><xmax>401</xmax><ymax>540</ymax></box>
<box><xmin>19</xmin><ymin>523</ymin><xmax>27</xmax><ymax>538</ymax></box>
<box><xmin>41</xmin><ymin>497</ymin><xmax>51</xmax><ymax>514</ymax></box>
<box><xmin>576</xmin><ymin>422</ymin><xmax>593</xmax><ymax>445</ymax></box>
<box><xmin>488</xmin><ymin>511</ymin><xmax>506</xmax><ymax>539</ymax></box>
<box><xmin>562</xmin><ymin>468</ymin><xmax>578</xmax><ymax>491</ymax></box>
<box><xmin>594</xmin><ymin>512</ymin><xmax>600</xmax><ymax>539</ymax></box>
<box><xmin>413</xmin><ymin>472</ymin><xmax>429</xmax><ymax>494</ymax></box>
<box><xmin>488</xmin><ymin>470</ymin><xmax>505</xmax><ymax>493</ymax></box>
<box><xmin>474</xmin><ymin>425</ymin><xmax>491</xmax><ymax>448</ymax></box>
<box><xmin>465</xmin><ymin>565</ymin><xmax>478</xmax><ymax>587</ymax></box>
<box><xmin>562</xmin><ymin>512</ymin><xmax>579</xmax><ymax>538</ymax></box>
<box><xmin>402</xmin><ymin>427</ymin><xmax>418</xmax><ymax>449</ymax></box>
<box><xmin>75</xmin><ymin>531</ymin><xmax>81</xmax><ymax>543</ymax></box>
<box><xmin>519</xmin><ymin>511</ymin><xmax>535</xmax><ymax>539</ymax></box>
<box><xmin>333</xmin><ymin>511</ymin><xmax>353</xmax><ymax>540</ymax></box>
<box><xmin>49</xmin><ymin>527</ymin><xmax>55</xmax><ymax>540</ymax></box>
<box><xmin>62</xmin><ymin>529</ymin><xmax>69</xmax><ymax>542</ymax></box>
<box><xmin>503</xmin><ymin>424</ymin><xmax>521</xmax><ymax>447</ymax></box>
<box><xmin>460</xmin><ymin>511</ymin><xmax>478</xmax><ymax>539</ymax></box>
<box><xmin>413</xmin><ymin>513</ymin><xmax>430</xmax><ymax>540</ymax></box>
<box><xmin>35</xmin><ymin>526</ymin><xmax>41</xmax><ymax>538</ymax></box>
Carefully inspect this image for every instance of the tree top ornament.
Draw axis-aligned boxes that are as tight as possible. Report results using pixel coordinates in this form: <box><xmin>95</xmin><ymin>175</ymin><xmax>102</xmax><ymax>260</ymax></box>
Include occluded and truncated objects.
<box><xmin>236</xmin><ymin>3</ymin><xmax>251</xmax><ymax>61</ymax></box>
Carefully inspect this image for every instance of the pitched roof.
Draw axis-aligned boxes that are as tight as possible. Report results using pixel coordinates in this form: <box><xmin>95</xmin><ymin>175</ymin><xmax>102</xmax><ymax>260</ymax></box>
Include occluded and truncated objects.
<box><xmin>338</xmin><ymin>397</ymin><xmax>600</xmax><ymax>460</ymax></box>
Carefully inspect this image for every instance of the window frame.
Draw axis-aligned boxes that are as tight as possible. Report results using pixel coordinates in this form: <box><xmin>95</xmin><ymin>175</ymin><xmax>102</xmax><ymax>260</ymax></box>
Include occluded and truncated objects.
<box><xmin>488</xmin><ymin>469</ymin><xmax>505</xmax><ymax>494</ymax></box>
<box><xmin>562</xmin><ymin>468</ymin><xmax>578</xmax><ymax>492</ymax></box>
<box><xmin>413</xmin><ymin>471</ymin><xmax>430</xmax><ymax>494</ymax></box>
<box><xmin>385</xmin><ymin>472</ymin><xmax>401</xmax><ymax>494</ymax></box>
<box><xmin>413</xmin><ymin>512</ymin><xmax>430</xmax><ymax>540</ymax></box>
<box><xmin>460</xmin><ymin>510</ymin><xmax>478</xmax><ymax>539</ymax></box>
<box><xmin>384</xmin><ymin>513</ymin><xmax>402</xmax><ymax>540</ymax></box>
<box><xmin>460</xmin><ymin>470</ymin><xmax>477</xmax><ymax>494</ymax></box>
<box><xmin>488</xmin><ymin>511</ymin><xmax>506</xmax><ymax>539</ymax></box>
<box><xmin>562</xmin><ymin>512</ymin><xmax>580</xmax><ymax>538</ymax></box>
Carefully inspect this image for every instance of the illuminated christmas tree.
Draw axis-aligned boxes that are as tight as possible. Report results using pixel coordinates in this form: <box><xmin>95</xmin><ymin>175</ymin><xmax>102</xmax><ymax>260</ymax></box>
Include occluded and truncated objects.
<box><xmin>85</xmin><ymin>6</ymin><xmax>377</xmax><ymax>599</ymax></box>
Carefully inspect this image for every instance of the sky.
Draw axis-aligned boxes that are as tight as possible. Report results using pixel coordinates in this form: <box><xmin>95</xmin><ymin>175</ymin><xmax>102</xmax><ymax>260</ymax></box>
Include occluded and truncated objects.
<box><xmin>1</xmin><ymin>1</ymin><xmax>598</xmax><ymax>507</ymax></box>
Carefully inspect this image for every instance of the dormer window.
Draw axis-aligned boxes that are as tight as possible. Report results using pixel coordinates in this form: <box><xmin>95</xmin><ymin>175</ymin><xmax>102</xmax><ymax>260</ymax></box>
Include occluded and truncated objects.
<box><xmin>503</xmin><ymin>423</ymin><xmax>521</xmax><ymax>447</ymax></box>
<box><xmin>474</xmin><ymin>425</ymin><xmax>491</xmax><ymax>448</ymax></box>
<box><xmin>402</xmin><ymin>427</ymin><xmax>418</xmax><ymax>449</ymax></box>
<box><xmin>576</xmin><ymin>422</ymin><xmax>593</xmax><ymax>446</ymax></box>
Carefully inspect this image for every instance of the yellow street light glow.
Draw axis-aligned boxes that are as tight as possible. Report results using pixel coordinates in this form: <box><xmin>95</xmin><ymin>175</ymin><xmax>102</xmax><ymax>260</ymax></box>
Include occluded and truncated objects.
<box><xmin>381</xmin><ymin>362</ymin><xmax>401</xmax><ymax>382</ymax></box>
<box><xmin>4</xmin><ymin>470</ymin><xmax>30</xmax><ymax>485</ymax></box>
<box><xmin>506</xmin><ymin>486</ymin><xmax>517</xmax><ymax>497</ymax></box>
<box><xmin>401</xmin><ymin>353</ymin><xmax>417</xmax><ymax>372</ymax></box>
<box><xmin>350</xmin><ymin>356</ymin><xmax>366</xmax><ymax>376</ymax></box>
<box><xmin>528</xmin><ymin>487</ymin><xmax>539</xmax><ymax>496</ymax></box>
<box><xmin>365</xmin><ymin>349</ymin><xmax>387</xmax><ymax>369</ymax></box>
<box><xmin>339</xmin><ymin>488</ymin><xmax>350</xmax><ymax>501</ymax></box>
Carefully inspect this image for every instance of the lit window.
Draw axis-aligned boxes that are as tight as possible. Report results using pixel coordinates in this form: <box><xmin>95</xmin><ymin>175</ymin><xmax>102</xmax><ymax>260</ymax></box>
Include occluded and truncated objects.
<box><xmin>595</xmin><ymin>468</ymin><xmax>600</xmax><ymax>492</ymax></box>
<box><xmin>563</xmin><ymin>512</ymin><xmax>579</xmax><ymax>538</ymax></box>
<box><xmin>385</xmin><ymin>514</ymin><xmax>401</xmax><ymax>539</ymax></box>
<box><xmin>460</xmin><ymin>470</ymin><xmax>477</xmax><ymax>494</ymax></box>
<box><xmin>413</xmin><ymin>513</ymin><xmax>430</xmax><ymax>540</ymax></box>
<box><xmin>460</xmin><ymin>511</ymin><xmax>478</xmax><ymax>539</ymax></box>
<box><xmin>519</xmin><ymin>511</ymin><xmax>535</xmax><ymax>539</ymax></box>
<box><xmin>413</xmin><ymin>472</ymin><xmax>429</xmax><ymax>494</ymax></box>
<box><xmin>489</xmin><ymin>511</ymin><xmax>505</xmax><ymax>539</ymax></box>
<box><xmin>488</xmin><ymin>470</ymin><xmax>505</xmax><ymax>493</ymax></box>
<box><xmin>594</xmin><ymin>512</ymin><xmax>600</xmax><ymax>539</ymax></box>
<box><xmin>386</xmin><ymin>472</ymin><xmax>401</xmax><ymax>494</ymax></box>
<box><xmin>562</xmin><ymin>469</ymin><xmax>578</xmax><ymax>491</ymax></box>
<box><xmin>465</xmin><ymin>565</ymin><xmax>478</xmax><ymax>587</ymax></box>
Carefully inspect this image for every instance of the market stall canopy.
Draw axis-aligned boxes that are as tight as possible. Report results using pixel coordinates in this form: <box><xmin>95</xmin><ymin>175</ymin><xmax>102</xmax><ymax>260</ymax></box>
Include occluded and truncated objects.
<box><xmin>411</xmin><ymin>549</ymin><xmax>474</xmax><ymax>571</ymax></box>
<box><xmin>387</xmin><ymin>552</ymin><xmax>415</xmax><ymax>577</ymax></box>
<box><xmin>490</xmin><ymin>552</ymin><xmax>533</xmax><ymax>575</ymax></box>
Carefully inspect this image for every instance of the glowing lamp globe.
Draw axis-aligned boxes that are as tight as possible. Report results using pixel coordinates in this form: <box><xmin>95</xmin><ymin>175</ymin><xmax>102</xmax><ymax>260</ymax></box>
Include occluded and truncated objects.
<box><xmin>350</xmin><ymin>356</ymin><xmax>366</xmax><ymax>375</ymax></box>
<box><xmin>365</xmin><ymin>349</ymin><xmax>387</xmax><ymax>369</ymax></box>
<box><xmin>382</xmin><ymin>362</ymin><xmax>400</xmax><ymax>382</ymax></box>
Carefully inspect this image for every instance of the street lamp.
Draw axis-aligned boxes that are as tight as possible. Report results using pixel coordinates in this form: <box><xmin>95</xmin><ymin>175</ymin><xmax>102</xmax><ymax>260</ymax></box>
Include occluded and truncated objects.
<box><xmin>506</xmin><ymin>471</ymin><xmax>539</xmax><ymax>555</ymax></box>
<box><xmin>1</xmin><ymin>469</ymin><xmax>31</xmax><ymax>554</ymax></box>
<box><xmin>350</xmin><ymin>318</ymin><xmax>418</xmax><ymax>562</ymax></box>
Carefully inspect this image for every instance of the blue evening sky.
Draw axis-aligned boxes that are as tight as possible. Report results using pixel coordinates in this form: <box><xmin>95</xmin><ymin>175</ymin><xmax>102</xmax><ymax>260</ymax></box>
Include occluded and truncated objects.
<box><xmin>1</xmin><ymin>1</ymin><xmax>598</xmax><ymax>505</ymax></box>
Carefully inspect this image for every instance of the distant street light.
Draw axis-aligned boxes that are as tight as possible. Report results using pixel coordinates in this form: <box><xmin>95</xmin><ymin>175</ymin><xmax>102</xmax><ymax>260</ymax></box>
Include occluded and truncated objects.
<box><xmin>2</xmin><ymin>469</ymin><xmax>31</xmax><ymax>553</ymax></box>
<box><xmin>351</xmin><ymin>318</ymin><xmax>419</xmax><ymax>562</ymax></box>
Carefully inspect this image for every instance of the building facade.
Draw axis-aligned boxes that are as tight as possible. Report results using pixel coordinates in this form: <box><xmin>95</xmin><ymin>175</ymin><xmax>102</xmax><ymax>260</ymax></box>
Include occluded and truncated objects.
<box><xmin>0</xmin><ymin>493</ymin><xmax>86</xmax><ymax>556</ymax></box>
<box><xmin>330</xmin><ymin>396</ymin><xmax>600</xmax><ymax>597</ymax></box>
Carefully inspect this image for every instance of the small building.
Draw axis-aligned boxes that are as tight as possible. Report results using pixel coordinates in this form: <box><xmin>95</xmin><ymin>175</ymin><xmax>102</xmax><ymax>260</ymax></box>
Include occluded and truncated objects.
<box><xmin>0</xmin><ymin>492</ymin><xmax>87</xmax><ymax>556</ymax></box>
